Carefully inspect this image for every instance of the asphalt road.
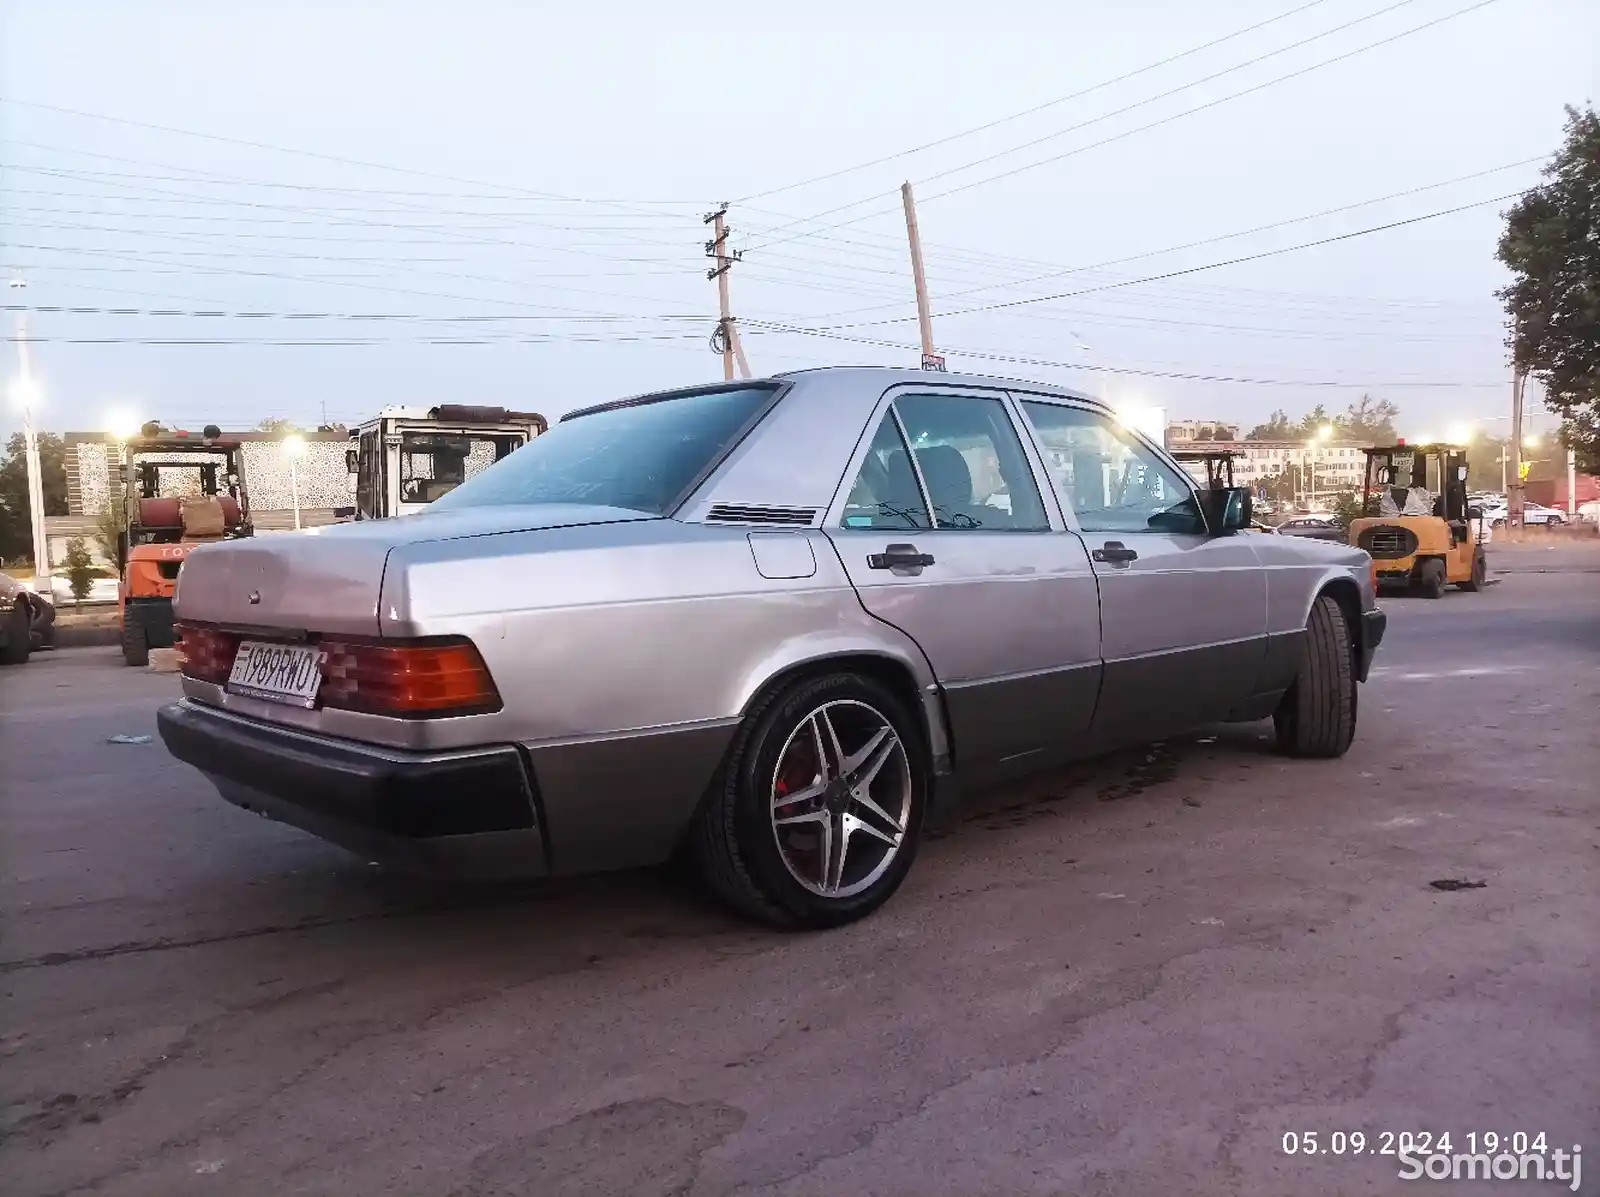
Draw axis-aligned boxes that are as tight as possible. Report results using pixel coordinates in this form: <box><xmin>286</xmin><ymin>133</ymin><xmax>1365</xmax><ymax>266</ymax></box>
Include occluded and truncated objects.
<box><xmin>3</xmin><ymin>549</ymin><xmax>1596</xmax><ymax>1197</ymax></box>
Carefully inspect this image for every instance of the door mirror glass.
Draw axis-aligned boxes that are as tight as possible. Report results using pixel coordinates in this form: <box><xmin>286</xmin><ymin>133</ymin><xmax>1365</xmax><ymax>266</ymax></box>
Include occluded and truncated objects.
<box><xmin>346</xmin><ymin>448</ymin><xmax>359</xmax><ymax>474</ymax></box>
<box><xmin>1467</xmin><ymin>505</ymin><xmax>1484</xmax><ymax>520</ymax></box>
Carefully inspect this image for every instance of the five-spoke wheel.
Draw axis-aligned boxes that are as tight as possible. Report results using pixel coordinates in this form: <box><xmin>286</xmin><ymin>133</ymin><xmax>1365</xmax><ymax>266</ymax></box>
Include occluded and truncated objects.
<box><xmin>692</xmin><ymin>672</ymin><xmax>927</xmax><ymax>928</ymax></box>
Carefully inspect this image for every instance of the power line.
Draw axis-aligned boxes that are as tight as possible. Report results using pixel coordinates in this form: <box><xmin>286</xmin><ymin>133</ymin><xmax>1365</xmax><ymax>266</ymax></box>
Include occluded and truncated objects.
<box><xmin>734</xmin><ymin>0</ymin><xmax>1336</xmax><ymax>203</ymax></box>
<box><xmin>811</xmin><ymin>189</ymin><xmax>1526</xmax><ymax>330</ymax></box>
<box><xmin>2</xmin><ymin>302</ymin><xmax>709</xmax><ymax>324</ymax></box>
<box><xmin>799</xmin><ymin>155</ymin><xmax>1545</xmax><ymax>321</ymax></box>
<box><xmin>743</xmin><ymin>0</ymin><xmax>1505</xmax><ymax>253</ymax></box>
<box><xmin>739</xmin><ymin>320</ymin><xmax>1508</xmax><ymax>389</ymax></box>
<box><xmin>0</xmin><ymin>98</ymin><xmax>708</xmax><ymax>214</ymax></box>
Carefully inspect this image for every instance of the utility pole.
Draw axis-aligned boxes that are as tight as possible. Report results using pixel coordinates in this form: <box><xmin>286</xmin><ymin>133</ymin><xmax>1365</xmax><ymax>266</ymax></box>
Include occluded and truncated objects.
<box><xmin>1509</xmin><ymin>367</ymin><xmax>1526</xmax><ymax>526</ymax></box>
<box><xmin>10</xmin><ymin>281</ymin><xmax>51</xmax><ymax>592</ymax></box>
<box><xmin>704</xmin><ymin>205</ymin><xmax>750</xmax><ymax>381</ymax></box>
<box><xmin>1567</xmin><ymin>444</ymin><xmax>1578</xmax><ymax>518</ymax></box>
<box><xmin>900</xmin><ymin>182</ymin><xmax>942</xmax><ymax>371</ymax></box>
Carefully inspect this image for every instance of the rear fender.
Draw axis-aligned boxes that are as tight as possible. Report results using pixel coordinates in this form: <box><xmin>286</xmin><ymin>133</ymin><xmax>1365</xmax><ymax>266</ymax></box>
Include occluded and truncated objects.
<box><xmin>732</xmin><ymin>629</ymin><xmax>950</xmax><ymax>775</ymax></box>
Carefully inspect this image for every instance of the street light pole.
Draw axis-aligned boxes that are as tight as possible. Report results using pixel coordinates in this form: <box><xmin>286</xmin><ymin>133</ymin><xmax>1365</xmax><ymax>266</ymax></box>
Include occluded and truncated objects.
<box><xmin>282</xmin><ymin>433</ymin><xmax>306</xmax><ymax>530</ymax></box>
<box><xmin>10</xmin><ymin>286</ymin><xmax>51</xmax><ymax>591</ymax></box>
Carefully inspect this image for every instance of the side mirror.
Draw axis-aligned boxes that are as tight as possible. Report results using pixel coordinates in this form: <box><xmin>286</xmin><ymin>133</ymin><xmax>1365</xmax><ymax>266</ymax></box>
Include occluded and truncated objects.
<box><xmin>346</xmin><ymin>449</ymin><xmax>359</xmax><ymax>474</ymax></box>
<box><xmin>1467</xmin><ymin>505</ymin><xmax>1484</xmax><ymax>521</ymax></box>
<box><xmin>1199</xmin><ymin>486</ymin><xmax>1252</xmax><ymax>534</ymax></box>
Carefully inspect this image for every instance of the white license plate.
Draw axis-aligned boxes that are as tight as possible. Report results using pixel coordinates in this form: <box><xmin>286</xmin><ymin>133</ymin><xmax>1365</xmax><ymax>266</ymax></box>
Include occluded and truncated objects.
<box><xmin>226</xmin><ymin>640</ymin><xmax>327</xmax><ymax>708</ymax></box>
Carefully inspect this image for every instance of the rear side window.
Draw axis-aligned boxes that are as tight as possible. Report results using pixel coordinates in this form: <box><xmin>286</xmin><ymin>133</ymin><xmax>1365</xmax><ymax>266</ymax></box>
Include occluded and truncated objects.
<box><xmin>430</xmin><ymin>386</ymin><xmax>774</xmax><ymax>516</ymax></box>
<box><xmin>840</xmin><ymin>393</ymin><xmax>1049</xmax><ymax>532</ymax></box>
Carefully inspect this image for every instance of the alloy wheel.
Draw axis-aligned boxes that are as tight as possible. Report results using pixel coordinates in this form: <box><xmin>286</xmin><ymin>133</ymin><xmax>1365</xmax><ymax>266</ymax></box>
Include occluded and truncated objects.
<box><xmin>768</xmin><ymin>699</ymin><xmax>912</xmax><ymax>899</ymax></box>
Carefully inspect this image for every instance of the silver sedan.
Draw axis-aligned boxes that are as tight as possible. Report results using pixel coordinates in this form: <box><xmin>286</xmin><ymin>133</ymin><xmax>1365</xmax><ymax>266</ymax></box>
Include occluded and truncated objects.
<box><xmin>158</xmin><ymin>367</ymin><xmax>1387</xmax><ymax>928</ymax></box>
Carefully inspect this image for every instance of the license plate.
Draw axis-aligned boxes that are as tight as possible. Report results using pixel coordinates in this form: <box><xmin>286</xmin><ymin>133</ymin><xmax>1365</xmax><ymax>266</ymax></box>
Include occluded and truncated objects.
<box><xmin>226</xmin><ymin>640</ymin><xmax>327</xmax><ymax>708</ymax></box>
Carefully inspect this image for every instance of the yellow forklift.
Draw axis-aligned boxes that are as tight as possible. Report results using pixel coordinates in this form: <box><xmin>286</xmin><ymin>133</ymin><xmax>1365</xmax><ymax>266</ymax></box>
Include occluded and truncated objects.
<box><xmin>1348</xmin><ymin>440</ymin><xmax>1486</xmax><ymax>598</ymax></box>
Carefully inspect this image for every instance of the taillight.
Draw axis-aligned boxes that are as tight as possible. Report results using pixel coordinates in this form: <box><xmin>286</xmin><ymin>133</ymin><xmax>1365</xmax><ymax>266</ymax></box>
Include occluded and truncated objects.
<box><xmin>319</xmin><ymin>639</ymin><xmax>500</xmax><ymax>717</ymax></box>
<box><xmin>176</xmin><ymin>623</ymin><xmax>240</xmax><ymax>684</ymax></box>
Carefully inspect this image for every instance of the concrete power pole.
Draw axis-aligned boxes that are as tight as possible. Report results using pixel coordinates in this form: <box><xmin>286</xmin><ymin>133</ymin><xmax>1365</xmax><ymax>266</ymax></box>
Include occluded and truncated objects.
<box><xmin>704</xmin><ymin>206</ymin><xmax>750</xmax><ymax>381</ymax></box>
<box><xmin>900</xmin><ymin>182</ymin><xmax>943</xmax><ymax>371</ymax></box>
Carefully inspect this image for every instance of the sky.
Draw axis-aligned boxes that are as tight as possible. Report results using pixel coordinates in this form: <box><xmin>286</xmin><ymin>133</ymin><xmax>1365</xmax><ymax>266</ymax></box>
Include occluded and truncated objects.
<box><xmin>2</xmin><ymin>0</ymin><xmax>1596</xmax><ymax>441</ymax></box>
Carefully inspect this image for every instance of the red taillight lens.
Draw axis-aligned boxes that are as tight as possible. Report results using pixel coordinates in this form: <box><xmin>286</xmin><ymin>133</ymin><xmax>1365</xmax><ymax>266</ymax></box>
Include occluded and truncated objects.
<box><xmin>176</xmin><ymin>623</ymin><xmax>240</xmax><ymax>684</ymax></box>
<box><xmin>319</xmin><ymin>639</ymin><xmax>500</xmax><ymax>717</ymax></box>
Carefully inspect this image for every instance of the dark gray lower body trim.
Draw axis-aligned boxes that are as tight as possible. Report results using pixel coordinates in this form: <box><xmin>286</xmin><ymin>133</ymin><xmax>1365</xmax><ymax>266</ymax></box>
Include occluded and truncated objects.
<box><xmin>1092</xmin><ymin>637</ymin><xmax>1269</xmax><ymax>747</ymax></box>
<box><xmin>526</xmin><ymin>721</ymin><xmax>739</xmax><ymax>875</ymax></box>
<box><xmin>940</xmin><ymin>662</ymin><xmax>1101</xmax><ymax>775</ymax></box>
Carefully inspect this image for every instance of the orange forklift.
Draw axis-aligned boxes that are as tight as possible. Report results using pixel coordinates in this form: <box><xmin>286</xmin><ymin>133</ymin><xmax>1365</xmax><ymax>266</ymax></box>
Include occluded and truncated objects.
<box><xmin>116</xmin><ymin>423</ymin><xmax>253</xmax><ymax>664</ymax></box>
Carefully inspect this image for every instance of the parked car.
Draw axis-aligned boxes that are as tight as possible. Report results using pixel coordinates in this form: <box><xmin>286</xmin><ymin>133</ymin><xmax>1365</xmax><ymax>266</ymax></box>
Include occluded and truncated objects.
<box><xmin>0</xmin><ymin>571</ymin><xmax>56</xmax><ymax>665</ymax></box>
<box><xmin>157</xmin><ymin>368</ymin><xmax>1387</xmax><ymax>928</ymax></box>
<box><xmin>1520</xmin><ymin>502</ymin><xmax>1568</xmax><ymax>526</ymax></box>
<box><xmin>1275</xmin><ymin>516</ymin><xmax>1346</xmax><ymax>542</ymax></box>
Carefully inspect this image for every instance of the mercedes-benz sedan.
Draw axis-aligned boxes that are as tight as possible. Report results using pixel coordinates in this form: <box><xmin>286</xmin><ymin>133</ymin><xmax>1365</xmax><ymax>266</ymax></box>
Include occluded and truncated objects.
<box><xmin>158</xmin><ymin>367</ymin><xmax>1386</xmax><ymax>928</ymax></box>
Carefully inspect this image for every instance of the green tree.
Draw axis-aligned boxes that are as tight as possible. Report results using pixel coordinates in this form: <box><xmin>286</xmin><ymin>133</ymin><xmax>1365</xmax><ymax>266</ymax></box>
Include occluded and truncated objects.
<box><xmin>1296</xmin><ymin>405</ymin><xmax>1334</xmax><ymax>438</ymax></box>
<box><xmin>1194</xmin><ymin>426</ymin><xmax>1216</xmax><ymax>441</ymax></box>
<box><xmin>0</xmin><ymin>432</ymin><xmax>70</xmax><ymax>565</ymax></box>
<box><xmin>1245</xmin><ymin>410</ymin><xmax>1294</xmax><ymax>441</ymax></box>
<box><xmin>63</xmin><ymin>537</ymin><xmax>96</xmax><ymax>603</ymax></box>
<box><xmin>94</xmin><ymin>489</ymin><xmax>127</xmax><ymax>567</ymax></box>
<box><xmin>1328</xmin><ymin>488</ymin><xmax>1364</xmax><ymax>529</ymax></box>
<box><xmin>1336</xmin><ymin>394</ymin><xmax>1400</xmax><ymax>442</ymax></box>
<box><xmin>1496</xmin><ymin>105</ymin><xmax>1600</xmax><ymax>471</ymax></box>
<box><xmin>257</xmin><ymin>418</ymin><xmax>302</xmax><ymax>436</ymax></box>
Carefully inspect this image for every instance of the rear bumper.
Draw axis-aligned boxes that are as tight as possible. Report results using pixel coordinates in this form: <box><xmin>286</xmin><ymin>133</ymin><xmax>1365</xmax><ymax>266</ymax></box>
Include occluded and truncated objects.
<box><xmin>1358</xmin><ymin>608</ymin><xmax>1387</xmax><ymax>682</ymax></box>
<box><xmin>126</xmin><ymin>596</ymin><xmax>176</xmax><ymax>648</ymax></box>
<box><xmin>157</xmin><ymin>700</ymin><xmax>547</xmax><ymax>878</ymax></box>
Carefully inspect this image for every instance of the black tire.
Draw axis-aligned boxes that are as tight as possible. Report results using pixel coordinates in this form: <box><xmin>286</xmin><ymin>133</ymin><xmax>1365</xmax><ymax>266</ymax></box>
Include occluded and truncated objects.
<box><xmin>1457</xmin><ymin>550</ymin><xmax>1486</xmax><ymax>592</ymax></box>
<box><xmin>1</xmin><ymin>603</ymin><xmax>30</xmax><ymax>665</ymax></box>
<box><xmin>1273</xmin><ymin>594</ymin><xmax>1357</xmax><ymax>759</ymax></box>
<box><xmin>691</xmin><ymin>671</ymin><xmax>929</xmax><ymax>930</ymax></box>
<box><xmin>121</xmin><ymin>614</ymin><xmax>149</xmax><ymax>667</ymax></box>
<box><xmin>1418</xmin><ymin>558</ymin><xmax>1447</xmax><ymax>599</ymax></box>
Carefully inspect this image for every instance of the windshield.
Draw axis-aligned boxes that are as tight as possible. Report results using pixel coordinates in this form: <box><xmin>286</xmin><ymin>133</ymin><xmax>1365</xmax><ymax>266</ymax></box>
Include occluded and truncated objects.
<box><xmin>399</xmin><ymin>432</ymin><xmax>521</xmax><ymax>505</ymax></box>
<box><xmin>430</xmin><ymin>385</ymin><xmax>776</xmax><ymax>515</ymax></box>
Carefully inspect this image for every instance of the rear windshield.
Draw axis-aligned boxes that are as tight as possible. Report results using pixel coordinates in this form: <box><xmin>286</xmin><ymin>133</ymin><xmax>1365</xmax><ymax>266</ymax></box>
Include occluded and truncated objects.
<box><xmin>429</xmin><ymin>385</ymin><xmax>775</xmax><ymax>516</ymax></box>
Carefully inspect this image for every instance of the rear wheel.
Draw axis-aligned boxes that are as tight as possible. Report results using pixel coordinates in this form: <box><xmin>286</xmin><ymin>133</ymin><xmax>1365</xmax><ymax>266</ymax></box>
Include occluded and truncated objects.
<box><xmin>2</xmin><ymin>603</ymin><xmax>30</xmax><ymax>665</ymax></box>
<box><xmin>121</xmin><ymin>612</ymin><xmax>149</xmax><ymax>666</ymax></box>
<box><xmin>1274</xmin><ymin>594</ymin><xmax>1357</xmax><ymax>759</ymax></box>
<box><xmin>1457</xmin><ymin>550</ymin><xmax>1486</xmax><ymax>592</ymax></box>
<box><xmin>692</xmin><ymin>671</ymin><xmax>927</xmax><ymax>929</ymax></box>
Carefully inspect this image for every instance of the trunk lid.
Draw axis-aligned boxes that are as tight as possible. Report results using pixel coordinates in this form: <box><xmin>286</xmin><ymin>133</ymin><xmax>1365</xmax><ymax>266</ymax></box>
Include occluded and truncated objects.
<box><xmin>174</xmin><ymin>504</ymin><xmax>654</xmax><ymax>635</ymax></box>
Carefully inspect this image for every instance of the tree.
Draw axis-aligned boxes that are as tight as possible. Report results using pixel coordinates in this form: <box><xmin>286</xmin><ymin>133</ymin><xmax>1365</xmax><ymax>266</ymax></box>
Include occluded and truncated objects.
<box><xmin>1496</xmin><ymin>105</ymin><xmax>1600</xmax><ymax>469</ymax></box>
<box><xmin>1246</xmin><ymin>410</ymin><xmax>1294</xmax><ymax>441</ymax></box>
<box><xmin>257</xmin><ymin>418</ymin><xmax>302</xmax><ymax>436</ymax></box>
<box><xmin>63</xmin><ymin>537</ymin><xmax>96</xmax><ymax>604</ymax></box>
<box><xmin>1296</xmin><ymin>405</ymin><xmax>1334</xmax><ymax>438</ymax></box>
<box><xmin>1194</xmin><ymin>426</ymin><xmax>1216</xmax><ymax>441</ymax></box>
<box><xmin>0</xmin><ymin>432</ymin><xmax>70</xmax><ymax>565</ymax></box>
<box><xmin>94</xmin><ymin>490</ymin><xmax>127</xmax><ymax>568</ymax></box>
<box><xmin>1328</xmin><ymin>488</ymin><xmax>1364</xmax><ymax>529</ymax></box>
<box><xmin>1336</xmin><ymin>394</ymin><xmax>1400</xmax><ymax>442</ymax></box>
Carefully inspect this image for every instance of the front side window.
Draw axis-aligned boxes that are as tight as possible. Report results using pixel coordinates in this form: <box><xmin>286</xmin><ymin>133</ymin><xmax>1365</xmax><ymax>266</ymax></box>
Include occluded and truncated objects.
<box><xmin>1020</xmin><ymin>402</ymin><xmax>1202</xmax><ymax>535</ymax></box>
<box><xmin>431</xmin><ymin>385</ymin><xmax>773</xmax><ymax>515</ymax></box>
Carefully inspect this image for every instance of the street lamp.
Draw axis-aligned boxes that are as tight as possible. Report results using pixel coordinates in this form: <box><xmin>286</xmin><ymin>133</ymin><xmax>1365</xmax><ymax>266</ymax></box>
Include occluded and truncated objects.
<box><xmin>282</xmin><ymin>433</ymin><xmax>307</xmax><ymax>530</ymax></box>
<box><xmin>106</xmin><ymin>410</ymin><xmax>142</xmax><ymax>442</ymax></box>
<box><xmin>9</xmin><ymin>376</ymin><xmax>50</xmax><ymax>590</ymax></box>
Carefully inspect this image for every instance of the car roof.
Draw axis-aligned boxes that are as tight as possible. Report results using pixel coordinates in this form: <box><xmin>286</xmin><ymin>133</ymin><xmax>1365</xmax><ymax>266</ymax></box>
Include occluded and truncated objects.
<box><xmin>771</xmin><ymin>364</ymin><xmax>1105</xmax><ymax>406</ymax></box>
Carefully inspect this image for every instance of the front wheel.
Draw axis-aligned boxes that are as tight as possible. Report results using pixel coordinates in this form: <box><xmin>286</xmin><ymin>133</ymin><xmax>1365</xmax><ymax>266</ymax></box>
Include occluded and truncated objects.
<box><xmin>1274</xmin><ymin>594</ymin><xmax>1357</xmax><ymax>759</ymax></box>
<box><xmin>692</xmin><ymin>672</ymin><xmax>928</xmax><ymax>929</ymax></box>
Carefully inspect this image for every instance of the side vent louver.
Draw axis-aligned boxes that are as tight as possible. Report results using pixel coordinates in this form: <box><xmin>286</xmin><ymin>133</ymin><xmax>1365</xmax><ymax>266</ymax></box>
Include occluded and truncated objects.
<box><xmin>706</xmin><ymin>503</ymin><xmax>820</xmax><ymax>527</ymax></box>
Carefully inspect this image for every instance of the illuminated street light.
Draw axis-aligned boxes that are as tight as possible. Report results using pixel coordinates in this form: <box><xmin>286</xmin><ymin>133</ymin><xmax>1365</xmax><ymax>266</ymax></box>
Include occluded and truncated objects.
<box><xmin>1522</xmin><ymin>434</ymin><xmax>1541</xmax><ymax>449</ymax></box>
<box><xmin>1447</xmin><ymin>423</ymin><xmax>1474</xmax><ymax>444</ymax></box>
<box><xmin>282</xmin><ymin>433</ymin><xmax>307</xmax><ymax>530</ymax></box>
<box><xmin>1316</xmin><ymin>424</ymin><xmax>1334</xmax><ymax>441</ymax></box>
<box><xmin>9</xmin><ymin>376</ymin><xmax>41</xmax><ymax>411</ymax></box>
<box><xmin>106</xmin><ymin>410</ymin><xmax>142</xmax><ymax>441</ymax></box>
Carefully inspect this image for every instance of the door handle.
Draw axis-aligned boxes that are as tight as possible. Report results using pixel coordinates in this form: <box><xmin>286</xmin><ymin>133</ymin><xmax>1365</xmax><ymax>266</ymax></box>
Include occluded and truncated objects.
<box><xmin>867</xmin><ymin>543</ymin><xmax>936</xmax><ymax>570</ymax></box>
<box><xmin>1092</xmin><ymin>541</ymin><xmax>1139</xmax><ymax>564</ymax></box>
